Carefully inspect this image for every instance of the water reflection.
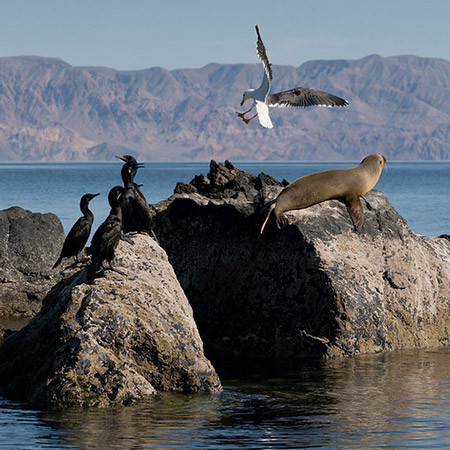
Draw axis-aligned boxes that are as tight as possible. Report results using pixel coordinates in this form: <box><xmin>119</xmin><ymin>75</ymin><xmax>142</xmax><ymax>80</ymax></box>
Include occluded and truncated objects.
<box><xmin>1</xmin><ymin>348</ymin><xmax>448</xmax><ymax>449</ymax></box>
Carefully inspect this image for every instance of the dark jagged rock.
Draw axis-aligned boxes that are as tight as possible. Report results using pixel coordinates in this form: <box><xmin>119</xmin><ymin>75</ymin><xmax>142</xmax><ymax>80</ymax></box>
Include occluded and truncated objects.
<box><xmin>0</xmin><ymin>234</ymin><xmax>221</xmax><ymax>407</ymax></box>
<box><xmin>0</xmin><ymin>207</ymin><xmax>65</xmax><ymax>316</ymax></box>
<box><xmin>174</xmin><ymin>182</ymin><xmax>198</xmax><ymax>195</ymax></box>
<box><xmin>176</xmin><ymin>159</ymin><xmax>284</xmax><ymax>202</ymax></box>
<box><xmin>153</xmin><ymin>161</ymin><xmax>450</xmax><ymax>368</ymax></box>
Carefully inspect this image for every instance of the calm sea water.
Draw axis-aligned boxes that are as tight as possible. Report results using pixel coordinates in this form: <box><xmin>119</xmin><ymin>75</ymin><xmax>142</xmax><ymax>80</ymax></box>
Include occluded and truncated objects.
<box><xmin>0</xmin><ymin>160</ymin><xmax>448</xmax><ymax>236</ymax></box>
<box><xmin>0</xmin><ymin>161</ymin><xmax>449</xmax><ymax>449</ymax></box>
<box><xmin>0</xmin><ymin>349</ymin><xmax>449</xmax><ymax>449</ymax></box>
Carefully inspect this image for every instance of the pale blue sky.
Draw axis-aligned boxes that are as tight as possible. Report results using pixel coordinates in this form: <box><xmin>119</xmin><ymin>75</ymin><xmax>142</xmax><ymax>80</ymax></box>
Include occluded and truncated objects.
<box><xmin>1</xmin><ymin>0</ymin><xmax>449</xmax><ymax>70</ymax></box>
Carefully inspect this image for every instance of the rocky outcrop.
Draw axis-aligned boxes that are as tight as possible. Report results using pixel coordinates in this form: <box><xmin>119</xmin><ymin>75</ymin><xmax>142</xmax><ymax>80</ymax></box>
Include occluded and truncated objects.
<box><xmin>153</xmin><ymin>161</ymin><xmax>450</xmax><ymax>367</ymax></box>
<box><xmin>0</xmin><ymin>207</ymin><xmax>65</xmax><ymax>316</ymax></box>
<box><xmin>0</xmin><ymin>234</ymin><xmax>221</xmax><ymax>407</ymax></box>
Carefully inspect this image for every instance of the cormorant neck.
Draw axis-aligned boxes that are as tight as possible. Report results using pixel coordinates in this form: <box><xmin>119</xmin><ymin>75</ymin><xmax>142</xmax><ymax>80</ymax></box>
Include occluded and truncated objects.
<box><xmin>121</xmin><ymin>163</ymin><xmax>136</xmax><ymax>187</ymax></box>
<box><xmin>108</xmin><ymin>190</ymin><xmax>123</xmax><ymax>210</ymax></box>
<box><xmin>80</xmin><ymin>200</ymin><xmax>93</xmax><ymax>218</ymax></box>
<box><xmin>110</xmin><ymin>204</ymin><xmax>122</xmax><ymax>217</ymax></box>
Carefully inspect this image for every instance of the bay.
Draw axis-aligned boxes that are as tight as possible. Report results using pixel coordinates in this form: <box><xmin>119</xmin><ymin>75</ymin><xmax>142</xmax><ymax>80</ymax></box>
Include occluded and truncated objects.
<box><xmin>0</xmin><ymin>349</ymin><xmax>449</xmax><ymax>449</ymax></box>
<box><xmin>0</xmin><ymin>160</ymin><xmax>449</xmax><ymax>449</ymax></box>
<box><xmin>0</xmin><ymin>160</ymin><xmax>449</xmax><ymax>236</ymax></box>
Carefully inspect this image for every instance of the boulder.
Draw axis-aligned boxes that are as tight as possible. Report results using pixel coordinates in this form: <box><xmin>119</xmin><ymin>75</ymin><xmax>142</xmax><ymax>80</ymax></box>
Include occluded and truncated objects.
<box><xmin>0</xmin><ymin>234</ymin><xmax>221</xmax><ymax>407</ymax></box>
<box><xmin>153</xmin><ymin>161</ymin><xmax>450</xmax><ymax>368</ymax></box>
<box><xmin>0</xmin><ymin>207</ymin><xmax>65</xmax><ymax>316</ymax></box>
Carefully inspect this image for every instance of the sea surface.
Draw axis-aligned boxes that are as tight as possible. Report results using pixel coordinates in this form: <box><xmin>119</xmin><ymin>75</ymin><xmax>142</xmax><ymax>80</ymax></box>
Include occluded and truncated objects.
<box><xmin>0</xmin><ymin>160</ymin><xmax>449</xmax><ymax>449</ymax></box>
<box><xmin>0</xmin><ymin>160</ymin><xmax>449</xmax><ymax>236</ymax></box>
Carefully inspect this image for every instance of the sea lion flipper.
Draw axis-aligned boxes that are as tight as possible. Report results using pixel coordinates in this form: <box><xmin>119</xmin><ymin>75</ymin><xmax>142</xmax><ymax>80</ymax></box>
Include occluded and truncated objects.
<box><xmin>261</xmin><ymin>204</ymin><xmax>275</xmax><ymax>234</ymax></box>
<box><xmin>260</xmin><ymin>203</ymin><xmax>289</xmax><ymax>234</ymax></box>
<box><xmin>344</xmin><ymin>196</ymin><xmax>363</xmax><ymax>230</ymax></box>
<box><xmin>276</xmin><ymin>212</ymin><xmax>288</xmax><ymax>229</ymax></box>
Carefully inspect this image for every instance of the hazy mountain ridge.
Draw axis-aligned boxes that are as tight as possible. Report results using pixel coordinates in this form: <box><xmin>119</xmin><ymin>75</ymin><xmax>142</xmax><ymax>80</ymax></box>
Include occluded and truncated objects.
<box><xmin>0</xmin><ymin>54</ymin><xmax>449</xmax><ymax>161</ymax></box>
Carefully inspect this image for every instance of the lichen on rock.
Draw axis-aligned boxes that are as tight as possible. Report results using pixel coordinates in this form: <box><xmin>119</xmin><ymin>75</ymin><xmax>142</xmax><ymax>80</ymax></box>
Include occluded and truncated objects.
<box><xmin>0</xmin><ymin>234</ymin><xmax>221</xmax><ymax>407</ymax></box>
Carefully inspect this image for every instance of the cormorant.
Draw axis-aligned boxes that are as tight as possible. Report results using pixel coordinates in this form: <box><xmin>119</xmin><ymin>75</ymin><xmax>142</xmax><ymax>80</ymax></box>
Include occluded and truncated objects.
<box><xmin>89</xmin><ymin>185</ymin><xmax>126</xmax><ymax>271</ymax></box>
<box><xmin>115</xmin><ymin>155</ymin><xmax>155</xmax><ymax>236</ymax></box>
<box><xmin>53</xmin><ymin>193</ymin><xmax>100</xmax><ymax>269</ymax></box>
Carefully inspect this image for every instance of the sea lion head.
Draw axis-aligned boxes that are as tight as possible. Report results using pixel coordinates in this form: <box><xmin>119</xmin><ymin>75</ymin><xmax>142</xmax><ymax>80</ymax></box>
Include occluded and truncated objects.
<box><xmin>360</xmin><ymin>153</ymin><xmax>387</xmax><ymax>171</ymax></box>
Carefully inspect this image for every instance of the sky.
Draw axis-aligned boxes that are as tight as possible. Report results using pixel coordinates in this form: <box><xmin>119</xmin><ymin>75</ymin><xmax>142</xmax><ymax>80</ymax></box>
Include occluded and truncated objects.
<box><xmin>1</xmin><ymin>0</ymin><xmax>449</xmax><ymax>71</ymax></box>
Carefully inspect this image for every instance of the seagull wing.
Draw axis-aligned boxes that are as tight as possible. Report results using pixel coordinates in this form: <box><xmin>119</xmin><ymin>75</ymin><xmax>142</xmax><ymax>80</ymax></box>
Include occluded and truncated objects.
<box><xmin>255</xmin><ymin>25</ymin><xmax>273</xmax><ymax>84</ymax></box>
<box><xmin>266</xmin><ymin>87</ymin><xmax>349</xmax><ymax>108</ymax></box>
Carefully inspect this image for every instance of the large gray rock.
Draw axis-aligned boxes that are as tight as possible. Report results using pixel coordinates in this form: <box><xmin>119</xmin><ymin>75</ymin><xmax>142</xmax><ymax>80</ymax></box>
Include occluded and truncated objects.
<box><xmin>0</xmin><ymin>234</ymin><xmax>221</xmax><ymax>407</ymax></box>
<box><xmin>0</xmin><ymin>207</ymin><xmax>65</xmax><ymax>316</ymax></box>
<box><xmin>153</xmin><ymin>161</ymin><xmax>450</xmax><ymax>367</ymax></box>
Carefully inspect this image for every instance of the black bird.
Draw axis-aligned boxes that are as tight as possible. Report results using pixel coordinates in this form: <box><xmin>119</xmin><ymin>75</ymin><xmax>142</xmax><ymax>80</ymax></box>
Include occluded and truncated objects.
<box><xmin>89</xmin><ymin>185</ymin><xmax>126</xmax><ymax>271</ymax></box>
<box><xmin>115</xmin><ymin>155</ymin><xmax>154</xmax><ymax>236</ymax></box>
<box><xmin>53</xmin><ymin>193</ymin><xmax>100</xmax><ymax>269</ymax></box>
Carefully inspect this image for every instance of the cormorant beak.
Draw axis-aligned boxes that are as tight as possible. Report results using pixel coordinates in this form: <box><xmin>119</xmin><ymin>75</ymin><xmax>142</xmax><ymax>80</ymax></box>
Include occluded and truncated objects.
<box><xmin>136</xmin><ymin>163</ymin><xmax>145</xmax><ymax>169</ymax></box>
<box><xmin>240</xmin><ymin>99</ymin><xmax>245</xmax><ymax>106</ymax></box>
<box><xmin>115</xmin><ymin>155</ymin><xmax>127</xmax><ymax>162</ymax></box>
<box><xmin>92</xmin><ymin>193</ymin><xmax>100</xmax><ymax>198</ymax></box>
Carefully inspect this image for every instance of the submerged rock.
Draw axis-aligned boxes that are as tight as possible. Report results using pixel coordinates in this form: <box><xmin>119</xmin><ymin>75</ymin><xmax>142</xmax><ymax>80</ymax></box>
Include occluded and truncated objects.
<box><xmin>0</xmin><ymin>207</ymin><xmax>65</xmax><ymax>316</ymax></box>
<box><xmin>0</xmin><ymin>234</ymin><xmax>221</xmax><ymax>407</ymax></box>
<box><xmin>153</xmin><ymin>160</ymin><xmax>450</xmax><ymax>367</ymax></box>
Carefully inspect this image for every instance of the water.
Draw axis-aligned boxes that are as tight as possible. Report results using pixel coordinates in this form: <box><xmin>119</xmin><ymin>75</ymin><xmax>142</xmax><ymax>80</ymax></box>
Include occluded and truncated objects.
<box><xmin>0</xmin><ymin>349</ymin><xmax>449</xmax><ymax>449</ymax></box>
<box><xmin>0</xmin><ymin>160</ymin><xmax>449</xmax><ymax>448</ymax></box>
<box><xmin>0</xmin><ymin>160</ymin><xmax>448</xmax><ymax>236</ymax></box>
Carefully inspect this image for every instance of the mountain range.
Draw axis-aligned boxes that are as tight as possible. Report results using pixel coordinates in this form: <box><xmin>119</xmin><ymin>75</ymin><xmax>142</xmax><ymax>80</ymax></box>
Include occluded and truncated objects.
<box><xmin>0</xmin><ymin>54</ymin><xmax>449</xmax><ymax>161</ymax></box>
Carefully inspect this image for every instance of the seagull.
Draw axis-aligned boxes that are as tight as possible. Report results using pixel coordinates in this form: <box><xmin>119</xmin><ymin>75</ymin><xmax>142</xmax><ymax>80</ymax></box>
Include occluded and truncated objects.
<box><xmin>237</xmin><ymin>25</ymin><xmax>349</xmax><ymax>128</ymax></box>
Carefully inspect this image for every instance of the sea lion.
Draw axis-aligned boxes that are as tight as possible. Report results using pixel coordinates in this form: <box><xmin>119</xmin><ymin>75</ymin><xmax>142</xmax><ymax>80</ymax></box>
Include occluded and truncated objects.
<box><xmin>260</xmin><ymin>153</ymin><xmax>387</xmax><ymax>233</ymax></box>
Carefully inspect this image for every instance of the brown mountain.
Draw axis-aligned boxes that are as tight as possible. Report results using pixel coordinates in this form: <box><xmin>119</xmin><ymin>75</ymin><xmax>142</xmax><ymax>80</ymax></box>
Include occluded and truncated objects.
<box><xmin>0</xmin><ymin>54</ymin><xmax>449</xmax><ymax>161</ymax></box>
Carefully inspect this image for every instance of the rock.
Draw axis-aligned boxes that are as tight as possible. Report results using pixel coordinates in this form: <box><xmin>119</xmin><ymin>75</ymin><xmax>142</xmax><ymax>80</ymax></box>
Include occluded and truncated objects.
<box><xmin>0</xmin><ymin>234</ymin><xmax>221</xmax><ymax>407</ymax></box>
<box><xmin>181</xmin><ymin>159</ymin><xmax>284</xmax><ymax>201</ymax></box>
<box><xmin>174</xmin><ymin>182</ymin><xmax>198</xmax><ymax>194</ymax></box>
<box><xmin>0</xmin><ymin>207</ymin><xmax>65</xmax><ymax>316</ymax></box>
<box><xmin>153</xmin><ymin>161</ymin><xmax>450</xmax><ymax>367</ymax></box>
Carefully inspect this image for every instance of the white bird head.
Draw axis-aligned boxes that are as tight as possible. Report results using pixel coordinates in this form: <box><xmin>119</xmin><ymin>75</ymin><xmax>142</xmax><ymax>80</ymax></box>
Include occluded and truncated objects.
<box><xmin>240</xmin><ymin>89</ymin><xmax>255</xmax><ymax>106</ymax></box>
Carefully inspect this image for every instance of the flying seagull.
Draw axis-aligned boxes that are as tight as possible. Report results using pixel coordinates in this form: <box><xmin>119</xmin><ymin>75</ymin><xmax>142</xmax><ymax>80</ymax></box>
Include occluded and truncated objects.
<box><xmin>237</xmin><ymin>25</ymin><xmax>349</xmax><ymax>128</ymax></box>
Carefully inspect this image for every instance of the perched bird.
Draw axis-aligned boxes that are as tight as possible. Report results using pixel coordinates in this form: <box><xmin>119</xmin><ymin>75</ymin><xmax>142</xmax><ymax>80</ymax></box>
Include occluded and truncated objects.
<box><xmin>53</xmin><ymin>193</ymin><xmax>100</xmax><ymax>269</ymax></box>
<box><xmin>115</xmin><ymin>155</ymin><xmax>155</xmax><ymax>236</ymax></box>
<box><xmin>237</xmin><ymin>25</ymin><xmax>349</xmax><ymax>128</ymax></box>
<box><xmin>89</xmin><ymin>185</ymin><xmax>126</xmax><ymax>271</ymax></box>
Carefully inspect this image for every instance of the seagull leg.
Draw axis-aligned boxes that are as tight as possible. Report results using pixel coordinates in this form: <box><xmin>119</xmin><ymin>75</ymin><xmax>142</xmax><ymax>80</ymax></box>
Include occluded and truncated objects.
<box><xmin>242</xmin><ymin>113</ymin><xmax>258</xmax><ymax>124</ymax></box>
<box><xmin>236</xmin><ymin>105</ymin><xmax>254</xmax><ymax>120</ymax></box>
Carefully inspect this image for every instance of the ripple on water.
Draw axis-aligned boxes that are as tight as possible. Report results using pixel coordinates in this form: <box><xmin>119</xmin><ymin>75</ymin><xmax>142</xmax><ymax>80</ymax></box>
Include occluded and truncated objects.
<box><xmin>0</xmin><ymin>348</ymin><xmax>449</xmax><ymax>449</ymax></box>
